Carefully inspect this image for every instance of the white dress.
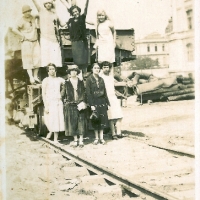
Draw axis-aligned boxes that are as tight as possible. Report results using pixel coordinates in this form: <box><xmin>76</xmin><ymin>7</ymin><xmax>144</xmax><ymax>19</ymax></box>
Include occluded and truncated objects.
<box><xmin>16</xmin><ymin>16</ymin><xmax>40</xmax><ymax>69</ymax></box>
<box><xmin>39</xmin><ymin>8</ymin><xmax>62</xmax><ymax>67</ymax></box>
<box><xmin>101</xmin><ymin>74</ymin><xmax>123</xmax><ymax>120</ymax></box>
<box><xmin>42</xmin><ymin>77</ymin><xmax>65</xmax><ymax>132</ymax></box>
<box><xmin>97</xmin><ymin>20</ymin><xmax>115</xmax><ymax>63</ymax></box>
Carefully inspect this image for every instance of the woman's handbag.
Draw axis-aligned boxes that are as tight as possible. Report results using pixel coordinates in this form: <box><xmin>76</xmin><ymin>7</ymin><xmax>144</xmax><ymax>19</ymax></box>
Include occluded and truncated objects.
<box><xmin>77</xmin><ymin>101</ymin><xmax>87</xmax><ymax>111</ymax></box>
<box><xmin>90</xmin><ymin>110</ymin><xmax>99</xmax><ymax>123</ymax></box>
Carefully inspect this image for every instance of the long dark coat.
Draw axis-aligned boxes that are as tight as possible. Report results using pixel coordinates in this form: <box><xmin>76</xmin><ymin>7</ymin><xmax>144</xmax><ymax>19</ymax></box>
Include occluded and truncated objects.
<box><xmin>86</xmin><ymin>74</ymin><xmax>110</xmax><ymax>130</ymax></box>
<box><xmin>61</xmin><ymin>79</ymin><xmax>87</xmax><ymax>136</ymax></box>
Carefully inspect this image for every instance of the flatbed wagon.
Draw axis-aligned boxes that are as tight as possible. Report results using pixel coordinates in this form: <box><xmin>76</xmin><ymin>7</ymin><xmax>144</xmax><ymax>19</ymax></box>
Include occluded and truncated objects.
<box><xmin>5</xmin><ymin>27</ymin><xmax>135</xmax><ymax>135</ymax></box>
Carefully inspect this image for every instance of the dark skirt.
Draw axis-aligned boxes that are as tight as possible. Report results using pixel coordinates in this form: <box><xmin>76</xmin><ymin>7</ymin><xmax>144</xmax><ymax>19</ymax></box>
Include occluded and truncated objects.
<box><xmin>64</xmin><ymin>103</ymin><xmax>87</xmax><ymax>136</ymax></box>
<box><xmin>72</xmin><ymin>40</ymin><xmax>88</xmax><ymax>69</ymax></box>
<box><xmin>89</xmin><ymin>97</ymin><xmax>109</xmax><ymax>130</ymax></box>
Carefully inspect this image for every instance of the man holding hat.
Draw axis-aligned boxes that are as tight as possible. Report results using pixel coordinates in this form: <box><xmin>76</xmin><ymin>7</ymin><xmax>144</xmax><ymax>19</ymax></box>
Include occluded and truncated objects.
<box><xmin>32</xmin><ymin>0</ymin><xmax>63</xmax><ymax>70</ymax></box>
<box><xmin>12</xmin><ymin>5</ymin><xmax>41</xmax><ymax>84</ymax></box>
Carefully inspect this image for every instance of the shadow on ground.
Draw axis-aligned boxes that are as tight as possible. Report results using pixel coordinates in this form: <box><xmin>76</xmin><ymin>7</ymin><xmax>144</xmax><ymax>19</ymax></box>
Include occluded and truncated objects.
<box><xmin>16</xmin><ymin>124</ymin><xmax>146</xmax><ymax>147</ymax></box>
<box><xmin>122</xmin><ymin>130</ymin><xmax>146</xmax><ymax>137</ymax></box>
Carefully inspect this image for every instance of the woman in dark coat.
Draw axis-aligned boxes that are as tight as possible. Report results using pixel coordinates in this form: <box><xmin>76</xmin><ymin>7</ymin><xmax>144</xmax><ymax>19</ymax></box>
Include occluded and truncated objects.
<box><xmin>60</xmin><ymin>0</ymin><xmax>90</xmax><ymax>77</ymax></box>
<box><xmin>61</xmin><ymin>65</ymin><xmax>87</xmax><ymax>147</ymax></box>
<box><xmin>86</xmin><ymin>63</ymin><xmax>110</xmax><ymax>145</ymax></box>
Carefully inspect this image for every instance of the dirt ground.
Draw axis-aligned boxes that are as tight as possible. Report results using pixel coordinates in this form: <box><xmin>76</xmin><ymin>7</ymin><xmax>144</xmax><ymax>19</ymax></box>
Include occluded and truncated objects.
<box><xmin>122</xmin><ymin>99</ymin><xmax>195</xmax><ymax>153</ymax></box>
<box><xmin>63</xmin><ymin>99</ymin><xmax>195</xmax><ymax>199</ymax></box>
<box><xmin>4</xmin><ymin>99</ymin><xmax>195</xmax><ymax>199</ymax></box>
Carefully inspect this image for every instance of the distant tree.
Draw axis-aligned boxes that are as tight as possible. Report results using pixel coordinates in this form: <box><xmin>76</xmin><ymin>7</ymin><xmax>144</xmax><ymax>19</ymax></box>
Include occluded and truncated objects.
<box><xmin>133</xmin><ymin>56</ymin><xmax>160</xmax><ymax>69</ymax></box>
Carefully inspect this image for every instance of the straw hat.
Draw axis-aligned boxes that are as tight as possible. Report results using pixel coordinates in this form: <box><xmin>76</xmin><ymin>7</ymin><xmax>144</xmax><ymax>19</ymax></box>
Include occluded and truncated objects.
<box><xmin>22</xmin><ymin>5</ymin><xmax>32</xmax><ymax>13</ymax></box>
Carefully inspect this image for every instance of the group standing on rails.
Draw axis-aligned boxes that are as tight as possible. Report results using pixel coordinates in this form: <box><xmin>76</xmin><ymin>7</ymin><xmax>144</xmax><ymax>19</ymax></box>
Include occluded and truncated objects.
<box><xmin>12</xmin><ymin>0</ymin><xmax>125</xmax><ymax>146</ymax></box>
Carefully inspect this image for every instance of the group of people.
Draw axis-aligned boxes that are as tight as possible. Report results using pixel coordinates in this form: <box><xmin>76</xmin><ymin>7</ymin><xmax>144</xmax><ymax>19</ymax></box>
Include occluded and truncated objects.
<box><xmin>12</xmin><ymin>0</ymin><xmax>123</xmax><ymax>146</ymax></box>
<box><xmin>13</xmin><ymin>0</ymin><xmax>116</xmax><ymax>83</ymax></box>
<box><xmin>42</xmin><ymin>62</ymin><xmax>124</xmax><ymax>147</ymax></box>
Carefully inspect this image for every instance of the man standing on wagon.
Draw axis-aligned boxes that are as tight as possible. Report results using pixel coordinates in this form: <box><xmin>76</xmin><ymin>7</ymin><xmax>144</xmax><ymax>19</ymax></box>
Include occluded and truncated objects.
<box><xmin>12</xmin><ymin>5</ymin><xmax>41</xmax><ymax>85</ymax></box>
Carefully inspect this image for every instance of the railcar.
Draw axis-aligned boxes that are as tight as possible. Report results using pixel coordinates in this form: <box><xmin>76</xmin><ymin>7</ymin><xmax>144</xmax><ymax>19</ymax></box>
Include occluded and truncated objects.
<box><xmin>5</xmin><ymin>27</ymin><xmax>135</xmax><ymax>135</ymax></box>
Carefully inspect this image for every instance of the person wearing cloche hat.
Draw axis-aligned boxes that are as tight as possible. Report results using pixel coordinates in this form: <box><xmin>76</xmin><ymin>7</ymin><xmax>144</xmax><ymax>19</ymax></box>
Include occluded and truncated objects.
<box><xmin>12</xmin><ymin>5</ymin><xmax>41</xmax><ymax>85</ymax></box>
<box><xmin>66</xmin><ymin>65</ymin><xmax>81</xmax><ymax>75</ymax></box>
<box><xmin>61</xmin><ymin>64</ymin><xmax>87</xmax><ymax>148</ymax></box>
<box><xmin>22</xmin><ymin>5</ymin><xmax>32</xmax><ymax>13</ymax></box>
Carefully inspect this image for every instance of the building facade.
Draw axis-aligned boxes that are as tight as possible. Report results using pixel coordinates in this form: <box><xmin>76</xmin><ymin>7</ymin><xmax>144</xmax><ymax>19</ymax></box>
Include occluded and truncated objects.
<box><xmin>166</xmin><ymin>0</ymin><xmax>194</xmax><ymax>72</ymax></box>
<box><xmin>135</xmin><ymin>32</ymin><xmax>169</xmax><ymax>68</ymax></box>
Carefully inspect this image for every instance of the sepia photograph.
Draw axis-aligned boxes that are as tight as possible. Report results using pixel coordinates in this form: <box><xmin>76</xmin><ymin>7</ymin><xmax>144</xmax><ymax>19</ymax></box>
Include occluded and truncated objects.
<box><xmin>1</xmin><ymin>0</ymin><xmax>199</xmax><ymax>199</ymax></box>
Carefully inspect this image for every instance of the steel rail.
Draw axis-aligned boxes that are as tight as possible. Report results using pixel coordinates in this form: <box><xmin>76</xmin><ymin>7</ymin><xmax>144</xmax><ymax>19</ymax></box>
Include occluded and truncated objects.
<box><xmin>128</xmin><ymin>135</ymin><xmax>194</xmax><ymax>158</ymax></box>
<box><xmin>38</xmin><ymin>137</ymin><xmax>180</xmax><ymax>200</ymax></box>
<box><xmin>148</xmin><ymin>144</ymin><xmax>194</xmax><ymax>158</ymax></box>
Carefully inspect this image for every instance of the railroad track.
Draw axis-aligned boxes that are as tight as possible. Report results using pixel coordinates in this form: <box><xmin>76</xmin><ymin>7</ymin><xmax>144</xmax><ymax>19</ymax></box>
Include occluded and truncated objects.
<box><xmin>25</xmin><ymin>130</ymin><xmax>194</xmax><ymax>200</ymax></box>
<box><xmin>128</xmin><ymin>134</ymin><xmax>194</xmax><ymax>158</ymax></box>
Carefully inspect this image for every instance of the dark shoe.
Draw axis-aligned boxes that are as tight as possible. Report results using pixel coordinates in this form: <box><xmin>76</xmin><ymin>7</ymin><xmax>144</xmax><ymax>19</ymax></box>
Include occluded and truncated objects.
<box><xmin>112</xmin><ymin>135</ymin><xmax>118</xmax><ymax>140</ymax></box>
<box><xmin>117</xmin><ymin>133</ymin><xmax>127</xmax><ymax>138</ymax></box>
<box><xmin>100</xmin><ymin>139</ymin><xmax>106</xmax><ymax>145</ymax></box>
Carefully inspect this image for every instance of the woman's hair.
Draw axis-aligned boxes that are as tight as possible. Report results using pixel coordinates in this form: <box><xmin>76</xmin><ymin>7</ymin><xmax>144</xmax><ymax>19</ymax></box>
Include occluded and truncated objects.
<box><xmin>96</xmin><ymin>9</ymin><xmax>112</xmax><ymax>36</ymax></box>
<box><xmin>69</xmin><ymin>5</ymin><xmax>81</xmax><ymax>16</ymax></box>
<box><xmin>46</xmin><ymin>63</ymin><xmax>57</xmax><ymax>72</ymax></box>
<box><xmin>99</xmin><ymin>61</ymin><xmax>112</xmax><ymax>69</ymax></box>
<box><xmin>91</xmin><ymin>63</ymin><xmax>100</xmax><ymax>72</ymax></box>
<box><xmin>44</xmin><ymin>2</ymin><xmax>54</xmax><ymax>9</ymax></box>
<box><xmin>92</xmin><ymin>63</ymin><xmax>100</xmax><ymax>68</ymax></box>
<box><xmin>96</xmin><ymin>9</ymin><xmax>110</xmax><ymax>24</ymax></box>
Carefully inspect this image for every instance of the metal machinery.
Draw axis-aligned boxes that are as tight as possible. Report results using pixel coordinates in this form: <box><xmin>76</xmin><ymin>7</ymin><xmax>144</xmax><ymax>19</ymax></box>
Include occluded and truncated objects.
<box><xmin>5</xmin><ymin>27</ymin><xmax>135</xmax><ymax>135</ymax></box>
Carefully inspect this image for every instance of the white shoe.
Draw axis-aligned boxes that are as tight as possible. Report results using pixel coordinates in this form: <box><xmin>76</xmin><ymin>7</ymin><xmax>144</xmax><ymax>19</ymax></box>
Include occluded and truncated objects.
<box><xmin>34</xmin><ymin>77</ymin><xmax>41</xmax><ymax>84</ymax></box>
<box><xmin>46</xmin><ymin>132</ymin><xmax>52</xmax><ymax>139</ymax></box>
<box><xmin>18</xmin><ymin>122</ymin><xmax>23</xmax><ymax>128</ymax></box>
<box><xmin>30</xmin><ymin>77</ymin><xmax>36</xmax><ymax>85</ymax></box>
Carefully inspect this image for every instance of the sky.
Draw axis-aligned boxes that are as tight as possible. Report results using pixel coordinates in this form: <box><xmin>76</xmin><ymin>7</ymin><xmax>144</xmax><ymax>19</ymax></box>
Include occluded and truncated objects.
<box><xmin>1</xmin><ymin>0</ymin><xmax>172</xmax><ymax>40</ymax></box>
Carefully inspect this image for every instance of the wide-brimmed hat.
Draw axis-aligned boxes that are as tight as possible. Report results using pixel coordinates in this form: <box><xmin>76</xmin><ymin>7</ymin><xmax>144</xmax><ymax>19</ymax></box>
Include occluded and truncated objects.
<box><xmin>66</xmin><ymin>65</ymin><xmax>81</xmax><ymax>75</ymax></box>
<box><xmin>22</xmin><ymin>5</ymin><xmax>32</xmax><ymax>13</ymax></box>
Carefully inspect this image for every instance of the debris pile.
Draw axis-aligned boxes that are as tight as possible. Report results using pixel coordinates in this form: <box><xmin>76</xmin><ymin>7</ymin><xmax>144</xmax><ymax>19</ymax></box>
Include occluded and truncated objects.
<box><xmin>115</xmin><ymin>72</ymin><xmax>195</xmax><ymax>104</ymax></box>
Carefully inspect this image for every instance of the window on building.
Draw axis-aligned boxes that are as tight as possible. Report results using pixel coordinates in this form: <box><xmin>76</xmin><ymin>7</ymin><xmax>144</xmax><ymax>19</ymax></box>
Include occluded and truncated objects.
<box><xmin>155</xmin><ymin>45</ymin><xmax>157</xmax><ymax>52</ymax></box>
<box><xmin>162</xmin><ymin>44</ymin><xmax>165</xmax><ymax>51</ymax></box>
<box><xmin>186</xmin><ymin>43</ymin><xmax>193</xmax><ymax>62</ymax></box>
<box><xmin>147</xmin><ymin>45</ymin><xmax>150</xmax><ymax>52</ymax></box>
<box><xmin>186</xmin><ymin>9</ymin><xmax>193</xmax><ymax>30</ymax></box>
<box><xmin>163</xmin><ymin>56</ymin><xmax>166</xmax><ymax>66</ymax></box>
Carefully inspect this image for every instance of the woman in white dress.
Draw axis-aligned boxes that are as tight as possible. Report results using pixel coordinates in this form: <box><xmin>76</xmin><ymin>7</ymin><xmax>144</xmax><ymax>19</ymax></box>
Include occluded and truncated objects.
<box><xmin>12</xmin><ymin>5</ymin><xmax>41</xmax><ymax>84</ymax></box>
<box><xmin>42</xmin><ymin>63</ymin><xmax>65</xmax><ymax>143</ymax></box>
<box><xmin>32</xmin><ymin>0</ymin><xmax>65</xmax><ymax>68</ymax></box>
<box><xmin>100</xmin><ymin>62</ymin><xmax>124</xmax><ymax>140</ymax></box>
<box><xmin>94</xmin><ymin>10</ymin><xmax>116</xmax><ymax>68</ymax></box>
